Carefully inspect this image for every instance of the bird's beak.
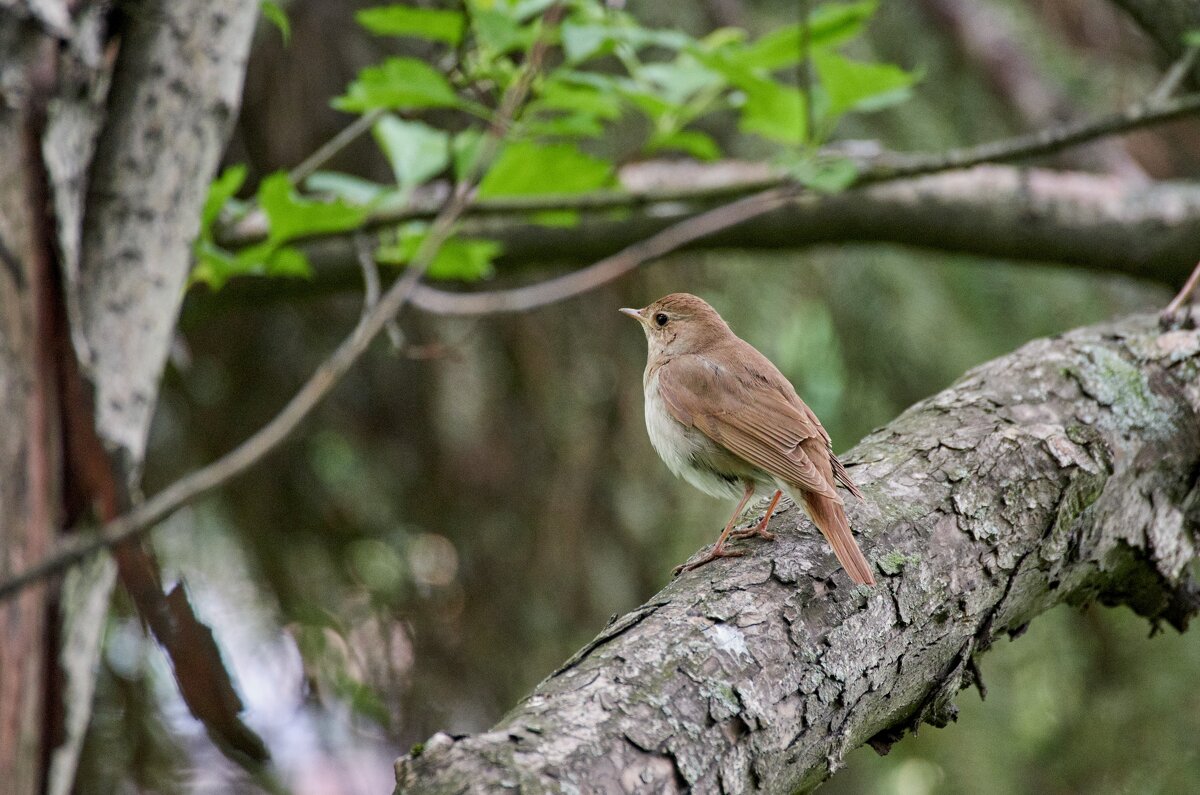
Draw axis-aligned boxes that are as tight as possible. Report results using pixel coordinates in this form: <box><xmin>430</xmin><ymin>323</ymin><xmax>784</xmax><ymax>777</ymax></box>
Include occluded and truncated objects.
<box><xmin>619</xmin><ymin>307</ymin><xmax>645</xmax><ymax>324</ymax></box>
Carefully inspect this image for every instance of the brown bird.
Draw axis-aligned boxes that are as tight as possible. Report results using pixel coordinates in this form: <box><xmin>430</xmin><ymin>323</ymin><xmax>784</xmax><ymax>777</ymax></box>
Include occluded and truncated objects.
<box><xmin>621</xmin><ymin>293</ymin><xmax>875</xmax><ymax>585</ymax></box>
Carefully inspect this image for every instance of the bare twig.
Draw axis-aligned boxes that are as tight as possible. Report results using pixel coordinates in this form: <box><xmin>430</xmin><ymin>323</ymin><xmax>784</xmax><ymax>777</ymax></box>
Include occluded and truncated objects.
<box><xmin>861</xmin><ymin>90</ymin><xmax>1200</xmax><ymax>179</ymax></box>
<box><xmin>1150</xmin><ymin>46</ymin><xmax>1199</xmax><ymax>105</ymax></box>
<box><xmin>410</xmin><ymin>187</ymin><xmax>794</xmax><ymax>315</ymax></box>
<box><xmin>290</xmin><ymin>108</ymin><xmax>386</xmax><ymax>186</ymax></box>
<box><xmin>0</xmin><ymin>5</ymin><xmax>565</xmax><ymax>602</ymax></box>
<box><xmin>1160</xmin><ymin>260</ymin><xmax>1200</xmax><ymax>328</ymax></box>
<box><xmin>356</xmin><ymin>232</ymin><xmax>404</xmax><ymax>350</ymax></box>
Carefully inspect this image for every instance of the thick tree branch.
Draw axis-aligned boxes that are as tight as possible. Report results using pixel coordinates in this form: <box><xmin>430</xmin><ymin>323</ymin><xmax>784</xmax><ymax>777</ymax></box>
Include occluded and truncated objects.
<box><xmin>393</xmin><ymin>312</ymin><xmax>1200</xmax><ymax>793</ymax></box>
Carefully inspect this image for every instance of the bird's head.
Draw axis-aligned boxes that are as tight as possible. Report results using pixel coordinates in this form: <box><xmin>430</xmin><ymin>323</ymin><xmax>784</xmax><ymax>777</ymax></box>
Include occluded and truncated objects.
<box><xmin>620</xmin><ymin>293</ymin><xmax>732</xmax><ymax>357</ymax></box>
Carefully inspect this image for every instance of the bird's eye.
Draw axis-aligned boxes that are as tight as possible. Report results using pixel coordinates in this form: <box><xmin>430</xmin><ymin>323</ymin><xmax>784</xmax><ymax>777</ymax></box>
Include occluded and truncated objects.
<box><xmin>654</xmin><ymin>313</ymin><xmax>669</xmax><ymax>327</ymax></box>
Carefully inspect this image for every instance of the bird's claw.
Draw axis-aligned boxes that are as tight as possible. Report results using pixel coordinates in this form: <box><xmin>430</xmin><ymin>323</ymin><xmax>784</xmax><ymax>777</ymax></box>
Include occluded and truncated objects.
<box><xmin>673</xmin><ymin>546</ymin><xmax>745</xmax><ymax>576</ymax></box>
<box><xmin>730</xmin><ymin>523</ymin><xmax>775</xmax><ymax>541</ymax></box>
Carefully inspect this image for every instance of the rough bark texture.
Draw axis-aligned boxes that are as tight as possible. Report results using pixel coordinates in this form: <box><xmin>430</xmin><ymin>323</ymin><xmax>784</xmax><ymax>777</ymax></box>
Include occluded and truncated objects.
<box><xmin>72</xmin><ymin>0</ymin><xmax>257</xmax><ymax>466</ymax></box>
<box><xmin>0</xmin><ymin>22</ymin><xmax>57</xmax><ymax>793</ymax></box>
<box><xmin>0</xmin><ymin>1</ymin><xmax>259</xmax><ymax>792</ymax></box>
<box><xmin>395</xmin><ymin>312</ymin><xmax>1200</xmax><ymax>793</ymax></box>
<box><xmin>259</xmin><ymin>164</ymin><xmax>1200</xmax><ymax>298</ymax></box>
<box><xmin>49</xmin><ymin>0</ymin><xmax>261</xmax><ymax>787</ymax></box>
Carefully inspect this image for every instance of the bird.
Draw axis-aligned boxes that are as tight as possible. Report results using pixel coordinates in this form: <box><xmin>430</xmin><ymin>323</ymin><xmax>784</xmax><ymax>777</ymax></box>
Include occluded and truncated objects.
<box><xmin>620</xmin><ymin>293</ymin><xmax>875</xmax><ymax>585</ymax></box>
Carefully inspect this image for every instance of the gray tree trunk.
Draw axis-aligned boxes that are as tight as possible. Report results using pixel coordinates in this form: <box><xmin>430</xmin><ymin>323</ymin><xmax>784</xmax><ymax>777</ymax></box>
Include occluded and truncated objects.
<box><xmin>395</xmin><ymin>313</ymin><xmax>1200</xmax><ymax>794</ymax></box>
<box><xmin>0</xmin><ymin>2</ymin><xmax>257</xmax><ymax>792</ymax></box>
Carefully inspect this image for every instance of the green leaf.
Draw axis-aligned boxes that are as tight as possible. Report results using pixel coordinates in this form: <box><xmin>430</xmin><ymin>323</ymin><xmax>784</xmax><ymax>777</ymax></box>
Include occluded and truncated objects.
<box><xmin>305</xmin><ymin>172</ymin><xmax>393</xmax><ymax>205</ymax></box>
<box><xmin>477</xmin><ymin>142</ymin><xmax>613</xmax><ymax>198</ymax></box>
<box><xmin>258</xmin><ymin>172</ymin><xmax>369</xmax><ymax>242</ymax></box>
<box><xmin>264</xmin><ymin>245</ymin><xmax>313</xmax><ymax>278</ymax></box>
<box><xmin>507</xmin><ymin>0</ymin><xmax>558</xmax><ymax>21</ymax></box>
<box><xmin>191</xmin><ymin>240</ymin><xmax>240</xmax><ymax>289</ymax></box>
<box><xmin>333</xmin><ymin>57</ymin><xmax>459</xmax><ymax>112</ymax></box>
<box><xmin>637</xmin><ymin>59</ymin><xmax>724</xmax><ymax>105</ymax></box>
<box><xmin>261</xmin><ymin>0</ymin><xmax>291</xmax><ymax>44</ymax></box>
<box><xmin>737</xmin><ymin>78</ymin><xmax>807</xmax><ymax>144</ymax></box>
<box><xmin>561</xmin><ymin>20</ymin><xmax>692</xmax><ymax>64</ymax></box>
<box><xmin>1185</xmin><ymin>29</ymin><xmax>1200</xmax><ymax>47</ymax></box>
<box><xmin>372</xmin><ymin>115</ymin><xmax>450</xmax><ymax>190</ymax></box>
<box><xmin>201</xmin><ymin>165</ymin><xmax>247</xmax><ymax>232</ymax></box>
<box><xmin>785</xmin><ymin>155</ymin><xmax>859</xmax><ymax>193</ymax></box>
<box><xmin>356</xmin><ymin>5</ymin><xmax>464</xmax><ymax>44</ymax></box>
<box><xmin>812</xmin><ymin>49</ymin><xmax>915</xmax><ymax>119</ymax></box>
<box><xmin>534</xmin><ymin>79</ymin><xmax>622</xmax><ymax>121</ymax></box>
<box><xmin>531</xmin><ymin>210</ymin><xmax>579</xmax><ymax>227</ymax></box>
<box><xmin>190</xmin><ymin>239</ymin><xmax>313</xmax><ymax>290</ymax></box>
<box><xmin>472</xmin><ymin>9</ymin><xmax>534</xmax><ymax>55</ymax></box>
<box><xmin>561</xmin><ymin>22</ymin><xmax>611</xmax><ymax>63</ymax></box>
<box><xmin>451</xmin><ymin>129</ymin><xmax>487</xmax><ymax>182</ymax></box>
<box><xmin>522</xmin><ymin>114</ymin><xmax>606</xmax><ymax>138</ymax></box>
<box><xmin>648</xmin><ymin>129</ymin><xmax>721</xmax><ymax>161</ymax></box>
<box><xmin>376</xmin><ymin>225</ymin><xmax>502</xmax><ymax>281</ymax></box>
<box><xmin>738</xmin><ymin>1</ymin><xmax>877</xmax><ymax>70</ymax></box>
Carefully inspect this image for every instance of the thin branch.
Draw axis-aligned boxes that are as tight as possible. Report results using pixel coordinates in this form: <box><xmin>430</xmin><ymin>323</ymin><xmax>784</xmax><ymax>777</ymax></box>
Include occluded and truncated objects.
<box><xmin>0</xmin><ymin>5</ymin><xmax>565</xmax><ymax>603</ymax></box>
<box><xmin>798</xmin><ymin>0</ymin><xmax>814</xmax><ymax>145</ymax></box>
<box><xmin>217</xmin><ymin>89</ymin><xmax>1200</xmax><ymax>249</ymax></box>
<box><xmin>289</xmin><ymin>108</ymin><xmax>386</xmax><ymax>186</ymax></box>
<box><xmin>860</xmin><ymin>89</ymin><xmax>1200</xmax><ymax>179</ymax></box>
<box><xmin>410</xmin><ymin>187</ymin><xmax>795</xmax><ymax>315</ymax></box>
<box><xmin>355</xmin><ymin>232</ymin><xmax>404</xmax><ymax>350</ymax></box>
<box><xmin>1161</xmin><ymin>260</ymin><xmax>1200</xmax><ymax>326</ymax></box>
<box><xmin>1150</xmin><ymin>46</ymin><xmax>1199</xmax><ymax>105</ymax></box>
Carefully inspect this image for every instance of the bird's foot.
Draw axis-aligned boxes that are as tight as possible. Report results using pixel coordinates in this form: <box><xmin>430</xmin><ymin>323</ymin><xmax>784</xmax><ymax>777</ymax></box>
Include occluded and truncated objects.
<box><xmin>730</xmin><ymin>518</ymin><xmax>775</xmax><ymax>542</ymax></box>
<box><xmin>673</xmin><ymin>545</ymin><xmax>745</xmax><ymax>576</ymax></box>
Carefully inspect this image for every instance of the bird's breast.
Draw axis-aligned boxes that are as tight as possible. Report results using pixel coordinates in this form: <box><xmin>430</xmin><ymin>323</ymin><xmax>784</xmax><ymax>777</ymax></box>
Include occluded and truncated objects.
<box><xmin>643</xmin><ymin>371</ymin><xmax>752</xmax><ymax>501</ymax></box>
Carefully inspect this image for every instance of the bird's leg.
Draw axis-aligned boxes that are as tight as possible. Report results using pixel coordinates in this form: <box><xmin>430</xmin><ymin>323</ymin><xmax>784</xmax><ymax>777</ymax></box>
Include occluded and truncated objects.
<box><xmin>1161</xmin><ymin>259</ymin><xmax>1200</xmax><ymax>330</ymax></box>
<box><xmin>674</xmin><ymin>481</ymin><xmax>756</xmax><ymax>575</ymax></box>
<box><xmin>731</xmin><ymin>489</ymin><xmax>781</xmax><ymax>541</ymax></box>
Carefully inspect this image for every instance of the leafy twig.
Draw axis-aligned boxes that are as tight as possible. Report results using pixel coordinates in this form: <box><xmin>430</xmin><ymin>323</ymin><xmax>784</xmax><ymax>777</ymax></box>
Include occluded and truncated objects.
<box><xmin>404</xmin><ymin>89</ymin><xmax>1200</xmax><ymax>316</ymax></box>
<box><xmin>217</xmin><ymin>89</ymin><xmax>1200</xmax><ymax>248</ymax></box>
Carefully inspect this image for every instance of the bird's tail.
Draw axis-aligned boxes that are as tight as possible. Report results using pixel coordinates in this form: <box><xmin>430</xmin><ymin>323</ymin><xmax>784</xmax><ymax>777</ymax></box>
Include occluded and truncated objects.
<box><xmin>801</xmin><ymin>492</ymin><xmax>875</xmax><ymax>586</ymax></box>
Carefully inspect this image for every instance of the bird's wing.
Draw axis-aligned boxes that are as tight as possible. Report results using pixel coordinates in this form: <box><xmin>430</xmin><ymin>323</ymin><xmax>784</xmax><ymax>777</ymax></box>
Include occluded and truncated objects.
<box><xmin>657</xmin><ymin>355</ymin><xmax>840</xmax><ymax>500</ymax></box>
<box><xmin>830</xmin><ymin>453</ymin><xmax>864</xmax><ymax>500</ymax></box>
<box><xmin>787</xmin><ymin>387</ymin><xmax>863</xmax><ymax>500</ymax></box>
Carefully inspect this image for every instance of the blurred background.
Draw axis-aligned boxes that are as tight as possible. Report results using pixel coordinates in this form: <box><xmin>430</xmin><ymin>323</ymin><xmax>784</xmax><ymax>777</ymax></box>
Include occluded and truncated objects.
<box><xmin>77</xmin><ymin>0</ymin><xmax>1200</xmax><ymax>793</ymax></box>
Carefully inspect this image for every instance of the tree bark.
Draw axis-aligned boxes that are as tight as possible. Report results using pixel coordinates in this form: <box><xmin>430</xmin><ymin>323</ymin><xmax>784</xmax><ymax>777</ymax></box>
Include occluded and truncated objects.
<box><xmin>0</xmin><ymin>21</ymin><xmax>59</xmax><ymax>794</ymax></box>
<box><xmin>0</xmin><ymin>1</ymin><xmax>259</xmax><ymax>792</ymax></box>
<box><xmin>394</xmin><ymin>312</ymin><xmax>1200</xmax><ymax>793</ymax></box>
